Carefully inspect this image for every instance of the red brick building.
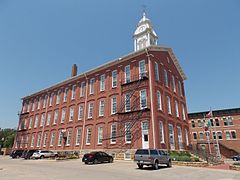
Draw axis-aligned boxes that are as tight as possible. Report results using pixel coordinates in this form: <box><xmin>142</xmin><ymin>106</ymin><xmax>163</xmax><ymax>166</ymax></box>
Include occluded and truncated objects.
<box><xmin>188</xmin><ymin>108</ymin><xmax>240</xmax><ymax>158</ymax></box>
<box><xmin>14</xmin><ymin>13</ymin><xmax>189</xmax><ymax>159</ymax></box>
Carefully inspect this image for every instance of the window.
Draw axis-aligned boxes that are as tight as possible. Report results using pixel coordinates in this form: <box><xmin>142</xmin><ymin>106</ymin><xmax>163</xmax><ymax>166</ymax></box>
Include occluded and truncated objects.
<box><xmin>37</xmin><ymin>134</ymin><xmax>41</xmax><ymax>147</ymax></box>
<box><xmin>215</xmin><ymin>119</ymin><xmax>220</xmax><ymax>126</ymax></box>
<box><xmin>177</xmin><ymin>126</ymin><xmax>183</xmax><ymax>150</ymax></box>
<box><xmin>43</xmin><ymin>95</ymin><xmax>47</xmax><ymax>108</ymax></box>
<box><xmin>125</xmin><ymin>122</ymin><xmax>131</xmax><ymax>143</ymax></box>
<box><xmin>27</xmin><ymin>102</ymin><xmax>30</xmax><ymax>112</ymax></box>
<box><xmin>217</xmin><ymin>132</ymin><xmax>222</xmax><ymax>140</ymax></box>
<box><xmin>210</xmin><ymin>119</ymin><xmax>214</xmax><ymax>127</ymax></box>
<box><xmin>178</xmin><ymin>81</ymin><xmax>183</xmax><ymax>96</ymax></box>
<box><xmin>112</xmin><ymin>70</ymin><xmax>117</xmax><ymax>88</ymax></box>
<box><xmin>50</xmin><ymin>132</ymin><xmax>55</xmax><ymax>146</ymax></box>
<box><xmin>86</xmin><ymin>128</ymin><xmax>91</xmax><ymax>145</ymax></box>
<box><xmin>46</xmin><ymin>112</ymin><xmax>51</xmax><ymax>126</ymax></box>
<box><xmin>139</xmin><ymin>60</ymin><xmax>146</xmax><ymax>79</ymax></box>
<box><xmin>125</xmin><ymin>93</ymin><xmax>131</xmax><ymax>112</ymax></box>
<box><xmin>61</xmin><ymin>109</ymin><xmax>66</xmax><ymax>123</ymax></box>
<box><xmin>80</xmin><ymin>82</ymin><xmax>85</xmax><ymax>97</ymax></box>
<box><xmin>191</xmin><ymin>121</ymin><xmax>195</xmax><ymax>128</ymax></box>
<box><xmin>69</xmin><ymin>107</ymin><xmax>74</xmax><ymax>121</ymax></box>
<box><xmin>167</xmin><ymin>96</ymin><xmax>171</xmax><ymax>114</ymax></box>
<box><xmin>111</xmin><ymin>96</ymin><xmax>117</xmax><ymax>114</ymax></box>
<box><xmin>78</xmin><ymin>105</ymin><xmax>83</xmax><ymax>120</ymax></box>
<box><xmin>24</xmin><ymin>119</ymin><xmax>27</xmax><ymax>129</ymax></box>
<box><xmin>56</xmin><ymin>90</ymin><xmax>61</xmax><ymax>104</ymax></box>
<box><xmin>182</xmin><ymin>104</ymin><xmax>186</xmax><ymax>120</ymax></box>
<box><xmin>98</xmin><ymin>127</ymin><xmax>103</xmax><ymax>144</ymax></box>
<box><xmin>193</xmin><ymin>132</ymin><xmax>197</xmax><ymax>140</ymax></box>
<box><xmin>38</xmin><ymin>97</ymin><xmax>41</xmax><ymax>109</ymax></box>
<box><xmin>164</xmin><ymin>69</ymin><xmax>168</xmax><ymax>87</ymax></box>
<box><xmin>223</xmin><ymin>117</ymin><xmax>233</xmax><ymax>126</ymax></box>
<box><xmin>34</xmin><ymin>115</ymin><xmax>39</xmax><ymax>128</ymax></box>
<box><xmin>43</xmin><ymin>133</ymin><xmax>47</xmax><ymax>147</ymax></box>
<box><xmin>58</xmin><ymin>130</ymin><xmax>63</xmax><ymax>146</ymax></box>
<box><xmin>20</xmin><ymin>136</ymin><xmax>24</xmax><ymax>148</ymax></box>
<box><xmin>140</xmin><ymin>89</ymin><xmax>147</xmax><ymax>109</ymax></box>
<box><xmin>99</xmin><ymin>100</ymin><xmax>104</xmax><ymax>116</ymax></box>
<box><xmin>231</xmin><ymin>131</ymin><xmax>237</xmax><ymax>139</ymax></box>
<box><xmin>154</xmin><ymin>62</ymin><xmax>159</xmax><ymax>81</ymax></box>
<box><xmin>199</xmin><ymin>132</ymin><xmax>204</xmax><ymax>140</ymax></box>
<box><xmin>168</xmin><ymin>124</ymin><xmax>175</xmax><ymax>150</ymax></box>
<box><xmin>75</xmin><ymin>128</ymin><xmax>81</xmax><ymax>145</ymax></box>
<box><xmin>212</xmin><ymin>132</ymin><xmax>216</xmax><ymax>139</ymax></box>
<box><xmin>53</xmin><ymin>110</ymin><xmax>59</xmax><ymax>124</ymax></box>
<box><xmin>32</xmin><ymin>99</ymin><xmax>36</xmax><ymax>111</ymax></box>
<box><xmin>66</xmin><ymin>129</ymin><xmax>72</xmax><ymax>146</ymax></box>
<box><xmin>40</xmin><ymin>113</ymin><xmax>45</xmax><ymax>127</ymax></box>
<box><xmin>71</xmin><ymin>85</ymin><xmax>76</xmax><ymax>99</ymax></box>
<box><xmin>159</xmin><ymin>121</ymin><xmax>164</xmax><ymax>143</ymax></box>
<box><xmin>157</xmin><ymin>91</ymin><xmax>162</xmax><ymax>110</ymax></box>
<box><xmin>185</xmin><ymin>129</ymin><xmax>189</xmax><ymax>146</ymax></box>
<box><xmin>100</xmin><ymin>74</ymin><xmax>105</xmax><ymax>91</ymax></box>
<box><xmin>198</xmin><ymin>120</ymin><xmax>202</xmax><ymax>127</ymax></box>
<box><xmin>31</xmin><ymin>134</ymin><xmax>35</xmax><ymax>147</ymax></box>
<box><xmin>49</xmin><ymin>93</ymin><xmax>54</xmax><ymax>106</ymax></box>
<box><xmin>25</xmin><ymin>135</ymin><xmax>29</xmax><ymax>148</ymax></box>
<box><xmin>226</xmin><ymin>131</ymin><xmax>231</xmax><ymax>140</ymax></box>
<box><xmin>90</xmin><ymin>78</ymin><xmax>95</xmax><ymax>94</ymax></box>
<box><xmin>29</xmin><ymin>117</ymin><xmax>33</xmax><ymax>129</ymax></box>
<box><xmin>175</xmin><ymin>100</ymin><xmax>179</xmax><ymax>117</ymax></box>
<box><xmin>125</xmin><ymin>65</ymin><xmax>131</xmax><ymax>83</ymax></box>
<box><xmin>172</xmin><ymin>75</ymin><xmax>176</xmax><ymax>92</ymax></box>
<box><xmin>111</xmin><ymin>124</ymin><xmax>117</xmax><ymax>144</ymax></box>
<box><xmin>88</xmin><ymin>103</ymin><xmax>93</xmax><ymax>119</ymax></box>
<box><xmin>63</xmin><ymin>88</ymin><xmax>68</xmax><ymax>102</ymax></box>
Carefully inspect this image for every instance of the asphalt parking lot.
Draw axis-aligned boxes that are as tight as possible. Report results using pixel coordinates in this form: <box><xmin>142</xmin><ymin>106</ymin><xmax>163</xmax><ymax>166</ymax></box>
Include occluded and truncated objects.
<box><xmin>0</xmin><ymin>156</ymin><xmax>239</xmax><ymax>180</ymax></box>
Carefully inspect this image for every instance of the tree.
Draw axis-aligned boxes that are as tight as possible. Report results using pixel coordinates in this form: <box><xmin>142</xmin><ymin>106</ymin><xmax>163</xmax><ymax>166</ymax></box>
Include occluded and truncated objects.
<box><xmin>0</xmin><ymin>128</ymin><xmax>16</xmax><ymax>148</ymax></box>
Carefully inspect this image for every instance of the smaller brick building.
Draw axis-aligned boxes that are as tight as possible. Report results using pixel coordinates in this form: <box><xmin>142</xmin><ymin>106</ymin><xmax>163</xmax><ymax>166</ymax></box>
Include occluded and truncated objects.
<box><xmin>188</xmin><ymin>108</ymin><xmax>240</xmax><ymax>158</ymax></box>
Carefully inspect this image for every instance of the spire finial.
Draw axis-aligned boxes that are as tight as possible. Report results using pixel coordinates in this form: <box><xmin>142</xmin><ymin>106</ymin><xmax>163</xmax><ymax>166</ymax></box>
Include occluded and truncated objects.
<box><xmin>142</xmin><ymin>5</ymin><xmax>147</xmax><ymax>18</ymax></box>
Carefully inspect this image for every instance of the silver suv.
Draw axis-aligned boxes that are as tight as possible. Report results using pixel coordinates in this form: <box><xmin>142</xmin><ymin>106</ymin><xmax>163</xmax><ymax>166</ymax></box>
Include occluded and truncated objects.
<box><xmin>134</xmin><ymin>149</ymin><xmax>172</xmax><ymax>170</ymax></box>
<box><xmin>32</xmin><ymin>150</ymin><xmax>58</xmax><ymax>159</ymax></box>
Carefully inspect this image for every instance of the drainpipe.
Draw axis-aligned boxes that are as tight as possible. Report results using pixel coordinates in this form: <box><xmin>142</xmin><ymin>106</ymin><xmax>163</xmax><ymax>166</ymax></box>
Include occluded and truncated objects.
<box><xmin>80</xmin><ymin>74</ymin><xmax>89</xmax><ymax>155</ymax></box>
<box><xmin>145</xmin><ymin>48</ymin><xmax>156</xmax><ymax>149</ymax></box>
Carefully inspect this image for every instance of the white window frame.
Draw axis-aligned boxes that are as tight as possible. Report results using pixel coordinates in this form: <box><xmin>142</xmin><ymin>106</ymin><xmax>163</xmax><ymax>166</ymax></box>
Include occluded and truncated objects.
<box><xmin>99</xmin><ymin>100</ymin><xmax>104</xmax><ymax>117</ymax></box>
<box><xmin>80</xmin><ymin>81</ymin><xmax>85</xmax><ymax>97</ymax></box>
<box><xmin>88</xmin><ymin>103</ymin><xmax>93</xmax><ymax>119</ymax></box>
<box><xmin>182</xmin><ymin>104</ymin><xmax>186</xmax><ymax>120</ymax></box>
<box><xmin>139</xmin><ymin>60</ymin><xmax>146</xmax><ymax>79</ymax></box>
<box><xmin>90</xmin><ymin>78</ymin><xmax>95</xmax><ymax>95</ymax></box>
<box><xmin>157</xmin><ymin>91</ymin><xmax>162</xmax><ymax>110</ymax></box>
<box><xmin>172</xmin><ymin>75</ymin><xmax>176</xmax><ymax>92</ymax></box>
<box><xmin>43</xmin><ymin>132</ymin><xmax>47</xmax><ymax>147</ymax></box>
<box><xmin>125</xmin><ymin>93</ymin><xmax>131</xmax><ymax>112</ymax></box>
<box><xmin>140</xmin><ymin>89</ymin><xmax>147</xmax><ymax>109</ymax></box>
<box><xmin>61</xmin><ymin>109</ymin><xmax>66</xmax><ymax>123</ymax></box>
<box><xmin>75</xmin><ymin>128</ymin><xmax>81</xmax><ymax>145</ymax></box>
<box><xmin>100</xmin><ymin>74</ymin><xmax>105</xmax><ymax>92</ymax></box>
<box><xmin>112</xmin><ymin>70</ymin><xmax>117</xmax><ymax>88</ymax></box>
<box><xmin>159</xmin><ymin>121</ymin><xmax>165</xmax><ymax>143</ymax></box>
<box><xmin>29</xmin><ymin>117</ymin><xmax>33</xmax><ymax>129</ymax></box>
<box><xmin>175</xmin><ymin>100</ymin><xmax>179</xmax><ymax>117</ymax></box>
<box><xmin>164</xmin><ymin>69</ymin><xmax>168</xmax><ymax>87</ymax></box>
<box><xmin>125</xmin><ymin>122</ymin><xmax>131</xmax><ymax>144</ymax></box>
<box><xmin>56</xmin><ymin>90</ymin><xmax>61</xmax><ymax>104</ymax></box>
<box><xmin>98</xmin><ymin>127</ymin><xmax>103</xmax><ymax>144</ymax></box>
<box><xmin>50</xmin><ymin>132</ymin><xmax>55</xmax><ymax>147</ymax></box>
<box><xmin>31</xmin><ymin>134</ymin><xmax>35</xmax><ymax>147</ymax></box>
<box><xmin>168</xmin><ymin>124</ymin><xmax>175</xmax><ymax>150</ymax></box>
<box><xmin>38</xmin><ymin>97</ymin><xmax>41</xmax><ymax>109</ymax></box>
<box><xmin>69</xmin><ymin>107</ymin><xmax>74</xmax><ymax>121</ymax></box>
<box><xmin>58</xmin><ymin>130</ymin><xmax>63</xmax><ymax>146</ymax></box>
<box><xmin>53</xmin><ymin>110</ymin><xmax>59</xmax><ymax>125</ymax></box>
<box><xmin>111</xmin><ymin>96</ymin><xmax>117</xmax><ymax>114</ymax></box>
<box><xmin>86</xmin><ymin>128</ymin><xmax>91</xmax><ymax>145</ymax></box>
<box><xmin>63</xmin><ymin>88</ymin><xmax>68</xmax><ymax>102</ymax></box>
<box><xmin>154</xmin><ymin>62</ymin><xmax>159</xmax><ymax>81</ymax></box>
<box><xmin>167</xmin><ymin>96</ymin><xmax>171</xmax><ymax>114</ymax></box>
<box><xmin>66</xmin><ymin>129</ymin><xmax>72</xmax><ymax>146</ymax></box>
<box><xmin>177</xmin><ymin>126</ymin><xmax>183</xmax><ymax>150</ymax></box>
<box><xmin>49</xmin><ymin>93</ymin><xmax>54</xmax><ymax>106</ymax></box>
<box><xmin>111</xmin><ymin>124</ymin><xmax>117</xmax><ymax>144</ymax></box>
<box><xmin>40</xmin><ymin>113</ymin><xmax>45</xmax><ymax>127</ymax></box>
<box><xmin>46</xmin><ymin>112</ymin><xmax>51</xmax><ymax>126</ymax></box>
<box><xmin>43</xmin><ymin>95</ymin><xmax>47</xmax><ymax>108</ymax></box>
<box><xmin>185</xmin><ymin>129</ymin><xmax>189</xmax><ymax>146</ymax></box>
<box><xmin>34</xmin><ymin>115</ymin><xmax>39</xmax><ymax>128</ymax></box>
<box><xmin>71</xmin><ymin>85</ymin><xmax>76</xmax><ymax>99</ymax></box>
<box><xmin>178</xmin><ymin>81</ymin><xmax>183</xmax><ymax>96</ymax></box>
<box><xmin>37</xmin><ymin>134</ymin><xmax>41</xmax><ymax>147</ymax></box>
<box><xmin>125</xmin><ymin>65</ymin><xmax>131</xmax><ymax>83</ymax></box>
<box><xmin>78</xmin><ymin>104</ymin><xmax>83</xmax><ymax>120</ymax></box>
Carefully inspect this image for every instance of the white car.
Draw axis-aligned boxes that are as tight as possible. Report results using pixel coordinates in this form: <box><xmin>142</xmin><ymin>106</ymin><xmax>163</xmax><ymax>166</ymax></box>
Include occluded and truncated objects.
<box><xmin>32</xmin><ymin>150</ymin><xmax>58</xmax><ymax>159</ymax></box>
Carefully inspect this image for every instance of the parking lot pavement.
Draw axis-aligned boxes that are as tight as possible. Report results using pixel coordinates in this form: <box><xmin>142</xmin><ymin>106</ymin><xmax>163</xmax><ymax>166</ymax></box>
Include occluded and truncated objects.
<box><xmin>0</xmin><ymin>156</ymin><xmax>239</xmax><ymax>180</ymax></box>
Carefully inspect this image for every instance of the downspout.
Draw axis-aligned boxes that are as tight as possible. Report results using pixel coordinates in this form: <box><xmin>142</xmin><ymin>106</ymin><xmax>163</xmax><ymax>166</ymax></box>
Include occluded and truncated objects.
<box><xmin>80</xmin><ymin>73</ymin><xmax>89</xmax><ymax>155</ymax></box>
<box><xmin>145</xmin><ymin>48</ymin><xmax>156</xmax><ymax>149</ymax></box>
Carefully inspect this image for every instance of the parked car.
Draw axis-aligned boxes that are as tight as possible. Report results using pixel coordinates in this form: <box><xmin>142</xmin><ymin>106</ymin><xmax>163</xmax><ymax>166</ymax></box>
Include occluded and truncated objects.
<box><xmin>32</xmin><ymin>150</ymin><xmax>58</xmax><ymax>159</ymax></box>
<box><xmin>10</xmin><ymin>150</ymin><xmax>24</xmax><ymax>159</ymax></box>
<box><xmin>232</xmin><ymin>154</ymin><xmax>240</xmax><ymax>161</ymax></box>
<box><xmin>21</xmin><ymin>150</ymin><xmax>28</xmax><ymax>158</ymax></box>
<box><xmin>134</xmin><ymin>149</ymin><xmax>172</xmax><ymax>170</ymax></box>
<box><xmin>82</xmin><ymin>151</ymin><xmax>113</xmax><ymax>164</ymax></box>
<box><xmin>24</xmin><ymin>149</ymin><xmax>38</xmax><ymax>159</ymax></box>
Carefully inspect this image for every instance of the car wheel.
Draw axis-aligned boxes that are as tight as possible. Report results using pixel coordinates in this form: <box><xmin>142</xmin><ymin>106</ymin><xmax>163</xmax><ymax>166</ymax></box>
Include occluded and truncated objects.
<box><xmin>16</xmin><ymin>155</ymin><xmax>19</xmax><ymax>158</ymax></box>
<box><xmin>167</xmin><ymin>160</ymin><xmax>172</xmax><ymax>167</ymax></box>
<box><xmin>109</xmin><ymin>158</ymin><xmax>113</xmax><ymax>163</ymax></box>
<box><xmin>153</xmin><ymin>161</ymin><xmax>159</xmax><ymax>170</ymax></box>
<box><xmin>233</xmin><ymin>157</ymin><xmax>238</xmax><ymax>161</ymax></box>
<box><xmin>93</xmin><ymin>159</ymin><xmax>98</xmax><ymax>164</ymax></box>
<box><xmin>40</xmin><ymin>156</ymin><xmax>44</xmax><ymax>159</ymax></box>
<box><xmin>137</xmin><ymin>164</ymin><xmax>143</xmax><ymax>169</ymax></box>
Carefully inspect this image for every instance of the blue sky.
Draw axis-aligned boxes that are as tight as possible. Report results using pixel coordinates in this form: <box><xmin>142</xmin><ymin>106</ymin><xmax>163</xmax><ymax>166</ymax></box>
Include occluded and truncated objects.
<box><xmin>0</xmin><ymin>0</ymin><xmax>239</xmax><ymax>128</ymax></box>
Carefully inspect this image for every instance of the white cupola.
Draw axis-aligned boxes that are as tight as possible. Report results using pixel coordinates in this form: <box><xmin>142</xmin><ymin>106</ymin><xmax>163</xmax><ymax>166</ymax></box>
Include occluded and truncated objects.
<box><xmin>133</xmin><ymin>12</ymin><xmax>158</xmax><ymax>51</ymax></box>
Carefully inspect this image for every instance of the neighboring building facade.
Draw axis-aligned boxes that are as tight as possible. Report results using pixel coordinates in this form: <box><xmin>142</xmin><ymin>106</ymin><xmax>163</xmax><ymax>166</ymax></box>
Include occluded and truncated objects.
<box><xmin>188</xmin><ymin>108</ymin><xmax>240</xmax><ymax>158</ymax></box>
<box><xmin>14</xmin><ymin>13</ymin><xmax>189</xmax><ymax>159</ymax></box>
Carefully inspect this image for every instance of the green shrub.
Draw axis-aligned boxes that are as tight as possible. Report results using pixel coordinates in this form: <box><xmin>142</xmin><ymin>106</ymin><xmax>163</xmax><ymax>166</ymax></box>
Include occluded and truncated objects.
<box><xmin>170</xmin><ymin>151</ymin><xmax>198</xmax><ymax>162</ymax></box>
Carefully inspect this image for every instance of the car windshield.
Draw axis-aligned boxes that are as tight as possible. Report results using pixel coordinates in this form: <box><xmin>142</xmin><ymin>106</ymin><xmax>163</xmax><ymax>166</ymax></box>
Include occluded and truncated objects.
<box><xmin>135</xmin><ymin>149</ymin><xmax>149</xmax><ymax>155</ymax></box>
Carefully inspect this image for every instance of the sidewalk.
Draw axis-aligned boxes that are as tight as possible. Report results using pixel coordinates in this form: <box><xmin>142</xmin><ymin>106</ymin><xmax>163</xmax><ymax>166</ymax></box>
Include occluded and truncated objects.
<box><xmin>208</xmin><ymin>163</ymin><xmax>230</xmax><ymax>170</ymax></box>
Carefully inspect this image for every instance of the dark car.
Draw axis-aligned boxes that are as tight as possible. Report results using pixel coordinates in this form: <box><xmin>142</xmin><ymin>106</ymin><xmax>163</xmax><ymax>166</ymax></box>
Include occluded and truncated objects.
<box><xmin>10</xmin><ymin>150</ymin><xmax>24</xmax><ymax>159</ymax></box>
<box><xmin>24</xmin><ymin>149</ymin><xmax>37</xmax><ymax>159</ymax></box>
<box><xmin>82</xmin><ymin>151</ymin><xmax>113</xmax><ymax>164</ymax></box>
<box><xmin>21</xmin><ymin>150</ymin><xmax>28</xmax><ymax>158</ymax></box>
<box><xmin>232</xmin><ymin>154</ymin><xmax>240</xmax><ymax>161</ymax></box>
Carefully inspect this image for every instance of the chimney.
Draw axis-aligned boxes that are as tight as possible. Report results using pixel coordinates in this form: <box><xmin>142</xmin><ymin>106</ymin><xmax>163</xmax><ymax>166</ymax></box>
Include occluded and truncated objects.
<box><xmin>71</xmin><ymin>64</ymin><xmax>77</xmax><ymax>77</ymax></box>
